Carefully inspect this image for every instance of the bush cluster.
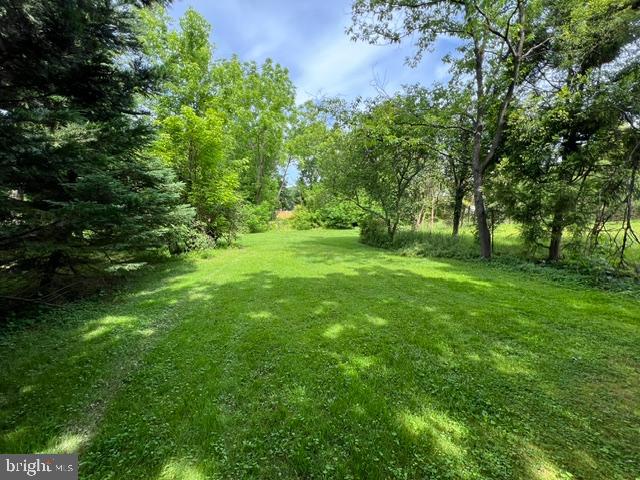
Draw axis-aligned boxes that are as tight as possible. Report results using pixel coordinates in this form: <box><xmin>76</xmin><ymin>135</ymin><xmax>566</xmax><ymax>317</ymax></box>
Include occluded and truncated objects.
<box><xmin>291</xmin><ymin>201</ymin><xmax>361</xmax><ymax>230</ymax></box>
<box><xmin>359</xmin><ymin>216</ymin><xmax>392</xmax><ymax>248</ymax></box>
<box><xmin>242</xmin><ymin>203</ymin><xmax>275</xmax><ymax>233</ymax></box>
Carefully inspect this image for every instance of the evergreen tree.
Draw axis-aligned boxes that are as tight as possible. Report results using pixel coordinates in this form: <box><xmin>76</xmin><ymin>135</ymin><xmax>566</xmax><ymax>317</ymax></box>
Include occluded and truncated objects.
<box><xmin>0</xmin><ymin>0</ymin><xmax>193</xmax><ymax>290</ymax></box>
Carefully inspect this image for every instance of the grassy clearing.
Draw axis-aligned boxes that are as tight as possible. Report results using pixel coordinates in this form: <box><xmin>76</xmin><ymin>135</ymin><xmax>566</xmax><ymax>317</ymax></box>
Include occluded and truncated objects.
<box><xmin>1</xmin><ymin>229</ymin><xmax>639</xmax><ymax>479</ymax></box>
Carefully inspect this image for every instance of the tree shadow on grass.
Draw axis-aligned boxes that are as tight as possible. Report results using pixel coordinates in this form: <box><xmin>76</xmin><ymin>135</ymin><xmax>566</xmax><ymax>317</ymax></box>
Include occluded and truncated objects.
<box><xmin>75</xmin><ymin>272</ymin><xmax>640</xmax><ymax>477</ymax></box>
<box><xmin>0</xmin><ymin>258</ymin><xmax>200</xmax><ymax>455</ymax></box>
<box><xmin>1</xmin><ymin>234</ymin><xmax>638</xmax><ymax>479</ymax></box>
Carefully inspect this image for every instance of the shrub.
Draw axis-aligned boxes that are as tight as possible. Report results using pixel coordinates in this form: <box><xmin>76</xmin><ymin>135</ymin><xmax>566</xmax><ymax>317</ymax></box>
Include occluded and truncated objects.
<box><xmin>392</xmin><ymin>230</ymin><xmax>478</xmax><ymax>259</ymax></box>
<box><xmin>369</xmin><ymin>225</ymin><xmax>640</xmax><ymax>295</ymax></box>
<box><xmin>291</xmin><ymin>205</ymin><xmax>321</xmax><ymax>230</ymax></box>
<box><xmin>301</xmin><ymin>185</ymin><xmax>361</xmax><ymax>230</ymax></box>
<box><xmin>243</xmin><ymin>203</ymin><xmax>274</xmax><ymax>233</ymax></box>
<box><xmin>319</xmin><ymin>202</ymin><xmax>362</xmax><ymax>229</ymax></box>
<box><xmin>359</xmin><ymin>216</ymin><xmax>392</xmax><ymax>247</ymax></box>
<box><xmin>168</xmin><ymin>221</ymin><xmax>216</xmax><ymax>254</ymax></box>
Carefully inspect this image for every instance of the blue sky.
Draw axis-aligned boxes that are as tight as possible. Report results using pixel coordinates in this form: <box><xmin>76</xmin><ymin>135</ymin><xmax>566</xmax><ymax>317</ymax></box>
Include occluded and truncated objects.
<box><xmin>167</xmin><ymin>0</ymin><xmax>458</xmax><ymax>104</ymax></box>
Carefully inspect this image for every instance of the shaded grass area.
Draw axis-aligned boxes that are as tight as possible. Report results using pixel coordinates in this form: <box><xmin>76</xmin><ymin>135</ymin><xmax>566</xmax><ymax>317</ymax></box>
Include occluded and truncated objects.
<box><xmin>1</xmin><ymin>229</ymin><xmax>639</xmax><ymax>479</ymax></box>
<box><xmin>0</xmin><ymin>251</ymin><xmax>176</xmax><ymax>322</ymax></box>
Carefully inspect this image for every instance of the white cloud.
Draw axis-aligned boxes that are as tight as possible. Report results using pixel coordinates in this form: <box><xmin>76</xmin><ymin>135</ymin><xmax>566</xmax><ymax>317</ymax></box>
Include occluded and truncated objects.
<box><xmin>295</xmin><ymin>32</ymin><xmax>391</xmax><ymax>103</ymax></box>
<box><xmin>169</xmin><ymin>0</ymin><xmax>459</xmax><ymax>105</ymax></box>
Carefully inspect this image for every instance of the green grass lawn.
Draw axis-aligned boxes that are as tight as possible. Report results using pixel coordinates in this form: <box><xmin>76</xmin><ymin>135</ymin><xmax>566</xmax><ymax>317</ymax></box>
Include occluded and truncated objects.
<box><xmin>1</xmin><ymin>229</ymin><xmax>639</xmax><ymax>479</ymax></box>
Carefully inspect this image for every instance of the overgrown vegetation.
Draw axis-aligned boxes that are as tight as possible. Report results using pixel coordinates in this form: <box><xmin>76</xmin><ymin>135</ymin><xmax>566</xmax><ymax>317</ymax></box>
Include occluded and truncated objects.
<box><xmin>324</xmin><ymin>0</ymin><xmax>640</xmax><ymax>277</ymax></box>
<box><xmin>362</xmin><ymin>221</ymin><xmax>640</xmax><ymax>293</ymax></box>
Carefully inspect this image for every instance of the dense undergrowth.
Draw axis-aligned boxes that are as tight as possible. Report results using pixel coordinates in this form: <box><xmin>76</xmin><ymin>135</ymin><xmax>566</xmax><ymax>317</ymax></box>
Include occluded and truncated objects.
<box><xmin>359</xmin><ymin>217</ymin><xmax>640</xmax><ymax>295</ymax></box>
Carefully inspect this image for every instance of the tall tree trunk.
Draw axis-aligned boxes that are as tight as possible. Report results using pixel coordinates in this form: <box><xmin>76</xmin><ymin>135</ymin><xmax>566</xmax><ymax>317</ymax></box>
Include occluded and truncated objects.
<box><xmin>276</xmin><ymin>156</ymin><xmax>292</xmax><ymax>206</ymax></box>
<box><xmin>466</xmin><ymin>1</ymin><xmax>526</xmax><ymax>259</ymax></box>
<box><xmin>471</xmin><ymin>32</ymin><xmax>491</xmax><ymax>259</ymax></box>
<box><xmin>452</xmin><ymin>184</ymin><xmax>465</xmax><ymax>237</ymax></box>
<box><xmin>548</xmin><ymin>209</ymin><xmax>564</xmax><ymax>261</ymax></box>
<box><xmin>255</xmin><ymin>156</ymin><xmax>265</xmax><ymax>204</ymax></box>
<box><xmin>414</xmin><ymin>205</ymin><xmax>425</xmax><ymax>231</ymax></box>
<box><xmin>40</xmin><ymin>249</ymin><xmax>65</xmax><ymax>288</ymax></box>
<box><xmin>389</xmin><ymin>218</ymin><xmax>399</xmax><ymax>242</ymax></box>
<box><xmin>619</xmin><ymin>141</ymin><xmax>640</xmax><ymax>266</ymax></box>
<box><xmin>461</xmin><ymin>205</ymin><xmax>469</xmax><ymax>229</ymax></box>
<box><xmin>254</xmin><ymin>138</ymin><xmax>265</xmax><ymax>204</ymax></box>
<box><xmin>473</xmin><ymin>166</ymin><xmax>492</xmax><ymax>258</ymax></box>
<box><xmin>429</xmin><ymin>191</ymin><xmax>439</xmax><ymax>230</ymax></box>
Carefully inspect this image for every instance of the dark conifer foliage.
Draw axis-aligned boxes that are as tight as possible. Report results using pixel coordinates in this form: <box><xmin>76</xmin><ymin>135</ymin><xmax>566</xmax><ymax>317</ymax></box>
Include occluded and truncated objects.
<box><xmin>0</xmin><ymin>0</ymin><xmax>192</xmax><ymax>295</ymax></box>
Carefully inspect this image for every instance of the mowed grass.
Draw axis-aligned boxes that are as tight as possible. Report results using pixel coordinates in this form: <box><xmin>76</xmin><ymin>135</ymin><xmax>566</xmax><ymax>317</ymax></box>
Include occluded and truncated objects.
<box><xmin>1</xmin><ymin>229</ymin><xmax>639</xmax><ymax>479</ymax></box>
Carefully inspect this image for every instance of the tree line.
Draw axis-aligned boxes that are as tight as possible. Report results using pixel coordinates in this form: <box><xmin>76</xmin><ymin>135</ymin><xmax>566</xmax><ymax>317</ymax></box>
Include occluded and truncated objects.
<box><xmin>0</xmin><ymin>1</ymin><xmax>299</xmax><ymax>304</ymax></box>
<box><xmin>291</xmin><ymin>0</ymin><xmax>640</xmax><ymax>274</ymax></box>
<box><xmin>1</xmin><ymin>0</ymin><xmax>639</xmax><ymax>307</ymax></box>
